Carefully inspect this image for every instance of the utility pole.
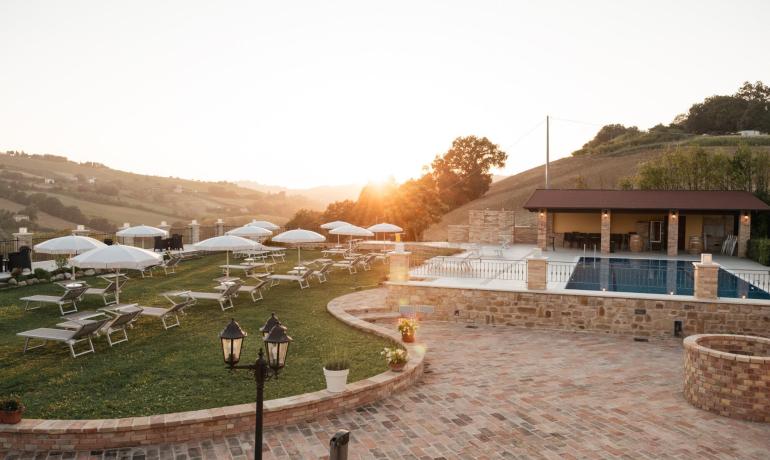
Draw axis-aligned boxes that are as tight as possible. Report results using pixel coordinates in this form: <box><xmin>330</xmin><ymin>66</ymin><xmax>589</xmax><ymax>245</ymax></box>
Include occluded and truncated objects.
<box><xmin>545</xmin><ymin>115</ymin><xmax>550</xmax><ymax>189</ymax></box>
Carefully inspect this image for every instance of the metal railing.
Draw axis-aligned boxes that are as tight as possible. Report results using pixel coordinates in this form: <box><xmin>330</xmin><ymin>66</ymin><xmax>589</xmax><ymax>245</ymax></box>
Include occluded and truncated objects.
<box><xmin>548</xmin><ymin>262</ymin><xmax>577</xmax><ymax>283</ymax></box>
<box><xmin>410</xmin><ymin>256</ymin><xmax>527</xmax><ymax>281</ymax></box>
<box><xmin>722</xmin><ymin>269</ymin><xmax>770</xmax><ymax>296</ymax></box>
<box><xmin>557</xmin><ymin>260</ymin><xmax>696</xmax><ymax>294</ymax></box>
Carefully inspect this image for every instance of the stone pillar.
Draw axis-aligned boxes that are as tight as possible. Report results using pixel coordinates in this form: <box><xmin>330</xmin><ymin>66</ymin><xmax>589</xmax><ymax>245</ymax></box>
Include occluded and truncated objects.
<box><xmin>693</xmin><ymin>254</ymin><xmax>719</xmax><ymax>300</ymax></box>
<box><xmin>13</xmin><ymin>227</ymin><xmax>33</xmax><ymax>251</ymax></box>
<box><xmin>215</xmin><ymin>218</ymin><xmax>225</xmax><ymax>237</ymax></box>
<box><xmin>388</xmin><ymin>246</ymin><xmax>411</xmax><ymax>283</ymax></box>
<box><xmin>118</xmin><ymin>223</ymin><xmax>133</xmax><ymax>246</ymax></box>
<box><xmin>737</xmin><ymin>211</ymin><xmax>750</xmax><ymax>258</ymax></box>
<box><xmin>189</xmin><ymin>220</ymin><xmax>201</xmax><ymax>245</ymax></box>
<box><xmin>537</xmin><ymin>209</ymin><xmax>548</xmax><ymax>250</ymax></box>
<box><xmin>600</xmin><ymin>209</ymin><xmax>611</xmax><ymax>254</ymax></box>
<box><xmin>71</xmin><ymin>224</ymin><xmax>90</xmax><ymax>237</ymax></box>
<box><xmin>157</xmin><ymin>220</ymin><xmax>171</xmax><ymax>235</ymax></box>
<box><xmin>667</xmin><ymin>210</ymin><xmax>679</xmax><ymax>256</ymax></box>
<box><xmin>526</xmin><ymin>253</ymin><xmax>548</xmax><ymax>290</ymax></box>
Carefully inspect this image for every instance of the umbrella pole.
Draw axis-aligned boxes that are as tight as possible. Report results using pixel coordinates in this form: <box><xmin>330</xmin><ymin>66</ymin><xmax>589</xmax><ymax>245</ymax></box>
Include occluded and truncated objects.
<box><xmin>71</xmin><ymin>253</ymin><xmax>76</xmax><ymax>280</ymax></box>
<box><xmin>115</xmin><ymin>268</ymin><xmax>120</xmax><ymax>304</ymax></box>
<box><xmin>298</xmin><ymin>246</ymin><xmax>301</xmax><ymax>265</ymax></box>
<box><xmin>226</xmin><ymin>251</ymin><xmax>230</xmax><ymax>278</ymax></box>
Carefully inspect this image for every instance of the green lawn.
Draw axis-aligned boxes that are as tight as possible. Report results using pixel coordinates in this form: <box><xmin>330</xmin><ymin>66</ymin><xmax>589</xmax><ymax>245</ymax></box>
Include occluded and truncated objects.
<box><xmin>0</xmin><ymin>251</ymin><xmax>391</xmax><ymax>419</ymax></box>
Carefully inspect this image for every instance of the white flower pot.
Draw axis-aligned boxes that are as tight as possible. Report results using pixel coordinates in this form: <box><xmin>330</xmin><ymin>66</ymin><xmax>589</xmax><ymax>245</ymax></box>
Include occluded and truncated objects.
<box><xmin>323</xmin><ymin>367</ymin><xmax>349</xmax><ymax>393</ymax></box>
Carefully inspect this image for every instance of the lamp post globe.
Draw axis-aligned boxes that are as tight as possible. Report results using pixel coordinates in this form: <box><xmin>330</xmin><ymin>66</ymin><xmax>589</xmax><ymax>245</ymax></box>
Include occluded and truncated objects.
<box><xmin>264</xmin><ymin>324</ymin><xmax>292</xmax><ymax>371</ymax></box>
<box><xmin>220</xmin><ymin>319</ymin><xmax>246</xmax><ymax>367</ymax></box>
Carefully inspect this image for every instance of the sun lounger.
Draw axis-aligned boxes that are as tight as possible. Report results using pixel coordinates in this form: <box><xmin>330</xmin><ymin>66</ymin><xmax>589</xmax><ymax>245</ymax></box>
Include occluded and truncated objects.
<box><xmin>18</xmin><ymin>318</ymin><xmax>109</xmax><ymax>358</ymax></box>
<box><xmin>57</xmin><ymin>305</ymin><xmax>143</xmax><ymax>346</ymax></box>
<box><xmin>312</xmin><ymin>263</ymin><xmax>333</xmax><ymax>283</ymax></box>
<box><xmin>356</xmin><ymin>254</ymin><xmax>377</xmax><ymax>271</ymax></box>
<box><xmin>215</xmin><ymin>279</ymin><xmax>268</xmax><ymax>302</ymax></box>
<box><xmin>333</xmin><ymin>256</ymin><xmax>362</xmax><ymax>274</ymax></box>
<box><xmin>138</xmin><ymin>298</ymin><xmax>195</xmax><ymax>329</ymax></box>
<box><xmin>176</xmin><ymin>281</ymin><xmax>242</xmax><ymax>311</ymax></box>
<box><xmin>20</xmin><ymin>285</ymin><xmax>89</xmax><ymax>315</ymax></box>
<box><xmin>83</xmin><ymin>277</ymin><xmax>126</xmax><ymax>305</ymax></box>
<box><xmin>268</xmin><ymin>270</ymin><xmax>312</xmax><ymax>289</ymax></box>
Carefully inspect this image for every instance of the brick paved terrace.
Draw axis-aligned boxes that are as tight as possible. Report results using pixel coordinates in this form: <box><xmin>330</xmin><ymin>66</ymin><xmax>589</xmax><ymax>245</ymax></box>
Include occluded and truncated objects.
<box><xmin>3</xmin><ymin>289</ymin><xmax>769</xmax><ymax>459</ymax></box>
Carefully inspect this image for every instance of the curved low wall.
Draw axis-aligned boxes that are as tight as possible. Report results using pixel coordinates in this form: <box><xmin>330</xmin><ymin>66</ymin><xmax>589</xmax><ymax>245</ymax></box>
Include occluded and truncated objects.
<box><xmin>0</xmin><ymin>290</ymin><xmax>424</xmax><ymax>451</ymax></box>
<box><xmin>683</xmin><ymin>334</ymin><xmax>770</xmax><ymax>422</ymax></box>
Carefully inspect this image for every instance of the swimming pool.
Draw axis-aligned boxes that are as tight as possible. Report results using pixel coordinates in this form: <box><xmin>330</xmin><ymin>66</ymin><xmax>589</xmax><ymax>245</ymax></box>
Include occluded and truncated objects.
<box><xmin>565</xmin><ymin>257</ymin><xmax>770</xmax><ymax>300</ymax></box>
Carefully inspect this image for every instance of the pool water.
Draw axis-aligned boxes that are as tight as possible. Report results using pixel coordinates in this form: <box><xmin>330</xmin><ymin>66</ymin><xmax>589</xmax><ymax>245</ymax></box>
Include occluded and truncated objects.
<box><xmin>565</xmin><ymin>257</ymin><xmax>770</xmax><ymax>300</ymax></box>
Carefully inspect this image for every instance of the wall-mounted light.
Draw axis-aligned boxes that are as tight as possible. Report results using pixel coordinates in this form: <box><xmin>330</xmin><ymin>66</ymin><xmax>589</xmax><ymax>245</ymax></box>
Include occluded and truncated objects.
<box><xmin>539</xmin><ymin>210</ymin><xmax>545</xmax><ymax>218</ymax></box>
<box><xmin>743</xmin><ymin>212</ymin><xmax>750</xmax><ymax>223</ymax></box>
<box><xmin>602</xmin><ymin>209</ymin><xmax>609</xmax><ymax>218</ymax></box>
<box><xmin>670</xmin><ymin>210</ymin><xmax>678</xmax><ymax>219</ymax></box>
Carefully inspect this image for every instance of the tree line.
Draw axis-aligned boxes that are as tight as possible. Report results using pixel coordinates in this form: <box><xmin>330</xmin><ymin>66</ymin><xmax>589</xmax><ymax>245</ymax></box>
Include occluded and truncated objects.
<box><xmin>284</xmin><ymin>136</ymin><xmax>507</xmax><ymax>240</ymax></box>
<box><xmin>574</xmin><ymin>81</ymin><xmax>770</xmax><ymax>156</ymax></box>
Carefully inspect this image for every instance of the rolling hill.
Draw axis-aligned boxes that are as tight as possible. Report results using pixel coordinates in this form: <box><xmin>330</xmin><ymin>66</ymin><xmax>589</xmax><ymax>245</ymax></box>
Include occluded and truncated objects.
<box><xmin>0</xmin><ymin>152</ymin><xmax>335</xmax><ymax>236</ymax></box>
<box><xmin>423</xmin><ymin>142</ymin><xmax>770</xmax><ymax>241</ymax></box>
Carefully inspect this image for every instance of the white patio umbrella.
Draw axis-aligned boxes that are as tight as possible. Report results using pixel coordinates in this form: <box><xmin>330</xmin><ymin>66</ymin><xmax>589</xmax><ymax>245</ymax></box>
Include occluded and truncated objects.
<box><xmin>34</xmin><ymin>235</ymin><xmax>107</xmax><ymax>279</ymax></box>
<box><xmin>193</xmin><ymin>235</ymin><xmax>259</xmax><ymax>277</ymax></box>
<box><xmin>321</xmin><ymin>220</ymin><xmax>351</xmax><ymax>245</ymax></box>
<box><xmin>246</xmin><ymin>220</ymin><xmax>280</xmax><ymax>231</ymax></box>
<box><xmin>367</xmin><ymin>222</ymin><xmax>403</xmax><ymax>241</ymax></box>
<box><xmin>69</xmin><ymin>245</ymin><xmax>162</xmax><ymax>304</ymax></box>
<box><xmin>226</xmin><ymin>225</ymin><xmax>273</xmax><ymax>240</ymax></box>
<box><xmin>116</xmin><ymin>225</ymin><xmax>168</xmax><ymax>248</ymax></box>
<box><xmin>330</xmin><ymin>224</ymin><xmax>375</xmax><ymax>250</ymax></box>
<box><xmin>272</xmin><ymin>229</ymin><xmax>325</xmax><ymax>264</ymax></box>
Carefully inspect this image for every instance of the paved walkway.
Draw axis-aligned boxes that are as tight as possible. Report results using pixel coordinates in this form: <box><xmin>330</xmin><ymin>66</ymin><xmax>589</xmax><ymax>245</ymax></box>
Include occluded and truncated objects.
<box><xmin>3</xmin><ymin>289</ymin><xmax>769</xmax><ymax>459</ymax></box>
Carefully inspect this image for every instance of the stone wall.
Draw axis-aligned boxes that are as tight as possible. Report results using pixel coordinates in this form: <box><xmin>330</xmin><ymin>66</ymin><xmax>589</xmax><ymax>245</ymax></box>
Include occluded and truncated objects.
<box><xmin>683</xmin><ymin>334</ymin><xmax>770</xmax><ymax>422</ymax></box>
<box><xmin>447</xmin><ymin>225</ymin><xmax>469</xmax><ymax>243</ymax></box>
<box><xmin>386</xmin><ymin>283</ymin><xmax>770</xmax><ymax>340</ymax></box>
<box><xmin>469</xmin><ymin>210</ymin><xmax>514</xmax><ymax>244</ymax></box>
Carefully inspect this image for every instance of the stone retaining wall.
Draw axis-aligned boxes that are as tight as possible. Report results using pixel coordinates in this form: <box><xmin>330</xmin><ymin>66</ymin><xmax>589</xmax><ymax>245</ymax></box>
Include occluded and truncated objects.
<box><xmin>386</xmin><ymin>283</ymin><xmax>770</xmax><ymax>339</ymax></box>
<box><xmin>683</xmin><ymin>334</ymin><xmax>770</xmax><ymax>422</ymax></box>
<box><xmin>0</xmin><ymin>291</ymin><xmax>425</xmax><ymax>451</ymax></box>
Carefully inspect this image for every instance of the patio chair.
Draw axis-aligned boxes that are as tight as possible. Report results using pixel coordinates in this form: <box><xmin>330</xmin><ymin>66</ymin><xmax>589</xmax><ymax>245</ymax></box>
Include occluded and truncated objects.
<box><xmin>215</xmin><ymin>278</ymin><xmax>268</xmax><ymax>302</ymax></box>
<box><xmin>312</xmin><ymin>263</ymin><xmax>333</xmax><ymax>283</ymax></box>
<box><xmin>17</xmin><ymin>318</ymin><xmax>109</xmax><ymax>358</ymax></box>
<box><xmin>83</xmin><ymin>278</ymin><xmax>124</xmax><ymax>305</ymax></box>
<box><xmin>179</xmin><ymin>281</ymin><xmax>242</xmax><ymax>311</ymax></box>
<box><xmin>139</xmin><ymin>298</ymin><xmax>195</xmax><ymax>329</ymax></box>
<box><xmin>161</xmin><ymin>256</ymin><xmax>181</xmax><ymax>275</ymax></box>
<box><xmin>356</xmin><ymin>254</ymin><xmax>377</xmax><ymax>271</ymax></box>
<box><xmin>20</xmin><ymin>285</ymin><xmax>89</xmax><ymax>315</ymax></box>
<box><xmin>268</xmin><ymin>269</ymin><xmax>312</xmax><ymax>289</ymax></box>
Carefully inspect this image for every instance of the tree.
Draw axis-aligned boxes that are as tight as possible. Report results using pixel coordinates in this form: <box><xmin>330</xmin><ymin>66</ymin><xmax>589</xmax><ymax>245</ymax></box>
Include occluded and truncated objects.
<box><xmin>431</xmin><ymin>136</ymin><xmax>507</xmax><ymax>209</ymax></box>
<box><xmin>386</xmin><ymin>174</ymin><xmax>445</xmax><ymax>241</ymax></box>
<box><xmin>284</xmin><ymin>209</ymin><xmax>323</xmax><ymax>229</ymax></box>
<box><xmin>322</xmin><ymin>200</ymin><xmax>356</xmax><ymax>223</ymax></box>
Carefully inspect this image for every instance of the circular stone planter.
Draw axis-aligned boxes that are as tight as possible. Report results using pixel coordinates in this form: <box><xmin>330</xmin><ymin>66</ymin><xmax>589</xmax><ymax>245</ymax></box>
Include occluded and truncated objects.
<box><xmin>683</xmin><ymin>334</ymin><xmax>770</xmax><ymax>423</ymax></box>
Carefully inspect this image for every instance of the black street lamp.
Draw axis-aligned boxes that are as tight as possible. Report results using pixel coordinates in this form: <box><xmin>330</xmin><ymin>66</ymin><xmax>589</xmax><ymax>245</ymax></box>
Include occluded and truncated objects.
<box><xmin>219</xmin><ymin>317</ymin><xmax>293</xmax><ymax>460</ymax></box>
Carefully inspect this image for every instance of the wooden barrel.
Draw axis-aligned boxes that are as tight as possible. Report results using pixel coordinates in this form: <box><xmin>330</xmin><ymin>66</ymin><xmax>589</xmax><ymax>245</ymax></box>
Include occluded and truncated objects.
<box><xmin>688</xmin><ymin>236</ymin><xmax>703</xmax><ymax>254</ymax></box>
<box><xmin>629</xmin><ymin>234</ymin><xmax>642</xmax><ymax>252</ymax></box>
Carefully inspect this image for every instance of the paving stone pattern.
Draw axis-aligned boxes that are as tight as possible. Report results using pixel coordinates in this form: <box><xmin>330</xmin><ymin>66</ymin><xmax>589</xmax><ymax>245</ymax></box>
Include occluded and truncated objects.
<box><xmin>4</xmin><ymin>291</ymin><xmax>769</xmax><ymax>459</ymax></box>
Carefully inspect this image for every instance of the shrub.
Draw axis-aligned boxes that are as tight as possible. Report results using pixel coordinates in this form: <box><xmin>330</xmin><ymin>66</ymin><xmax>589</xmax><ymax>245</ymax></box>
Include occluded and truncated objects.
<box><xmin>33</xmin><ymin>268</ymin><xmax>51</xmax><ymax>281</ymax></box>
<box><xmin>748</xmin><ymin>238</ymin><xmax>770</xmax><ymax>265</ymax></box>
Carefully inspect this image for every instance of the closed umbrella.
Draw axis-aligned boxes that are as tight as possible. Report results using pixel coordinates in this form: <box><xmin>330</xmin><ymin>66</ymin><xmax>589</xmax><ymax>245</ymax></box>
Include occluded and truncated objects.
<box><xmin>330</xmin><ymin>224</ymin><xmax>375</xmax><ymax>251</ymax></box>
<box><xmin>116</xmin><ymin>225</ymin><xmax>169</xmax><ymax>248</ymax></box>
<box><xmin>367</xmin><ymin>222</ymin><xmax>403</xmax><ymax>241</ymax></box>
<box><xmin>70</xmin><ymin>245</ymin><xmax>162</xmax><ymax>304</ymax></box>
<box><xmin>321</xmin><ymin>220</ymin><xmax>351</xmax><ymax>245</ymax></box>
<box><xmin>272</xmin><ymin>229</ymin><xmax>325</xmax><ymax>264</ymax></box>
<box><xmin>246</xmin><ymin>220</ymin><xmax>280</xmax><ymax>231</ymax></box>
<box><xmin>194</xmin><ymin>235</ymin><xmax>259</xmax><ymax>277</ymax></box>
<box><xmin>34</xmin><ymin>235</ymin><xmax>107</xmax><ymax>279</ymax></box>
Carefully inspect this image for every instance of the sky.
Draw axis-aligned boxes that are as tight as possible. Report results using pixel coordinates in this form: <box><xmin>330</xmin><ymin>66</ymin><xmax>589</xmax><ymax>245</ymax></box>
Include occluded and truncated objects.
<box><xmin>1</xmin><ymin>1</ymin><xmax>769</xmax><ymax>188</ymax></box>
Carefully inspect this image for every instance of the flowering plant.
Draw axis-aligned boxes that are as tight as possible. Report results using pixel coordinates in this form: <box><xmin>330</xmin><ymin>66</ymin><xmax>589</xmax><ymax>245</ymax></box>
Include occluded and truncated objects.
<box><xmin>397</xmin><ymin>318</ymin><xmax>418</xmax><ymax>335</ymax></box>
<box><xmin>381</xmin><ymin>347</ymin><xmax>408</xmax><ymax>366</ymax></box>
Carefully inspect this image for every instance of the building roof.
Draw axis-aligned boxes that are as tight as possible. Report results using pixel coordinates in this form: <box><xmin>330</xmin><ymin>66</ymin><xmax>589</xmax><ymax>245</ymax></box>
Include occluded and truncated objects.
<box><xmin>523</xmin><ymin>189</ymin><xmax>770</xmax><ymax>212</ymax></box>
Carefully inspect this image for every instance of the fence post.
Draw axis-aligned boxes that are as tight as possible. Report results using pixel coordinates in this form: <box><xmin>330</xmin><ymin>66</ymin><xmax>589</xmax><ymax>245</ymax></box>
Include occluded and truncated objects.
<box><xmin>72</xmin><ymin>224</ymin><xmax>90</xmax><ymax>237</ymax></box>
<box><xmin>189</xmin><ymin>220</ymin><xmax>201</xmax><ymax>245</ymax></box>
<box><xmin>329</xmin><ymin>430</ymin><xmax>350</xmax><ymax>459</ymax></box>
<box><xmin>118</xmin><ymin>223</ymin><xmax>133</xmax><ymax>246</ymax></box>
<box><xmin>693</xmin><ymin>253</ymin><xmax>719</xmax><ymax>300</ymax></box>
<box><xmin>526</xmin><ymin>251</ymin><xmax>548</xmax><ymax>290</ymax></box>
<box><xmin>388</xmin><ymin>243</ymin><xmax>410</xmax><ymax>283</ymax></box>
<box><xmin>215</xmin><ymin>218</ymin><xmax>225</xmax><ymax>237</ymax></box>
<box><xmin>13</xmin><ymin>227</ymin><xmax>33</xmax><ymax>252</ymax></box>
<box><xmin>157</xmin><ymin>220</ymin><xmax>171</xmax><ymax>236</ymax></box>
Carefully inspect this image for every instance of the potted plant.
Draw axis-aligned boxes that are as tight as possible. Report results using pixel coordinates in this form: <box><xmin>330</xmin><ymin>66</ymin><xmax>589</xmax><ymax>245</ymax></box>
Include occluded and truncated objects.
<box><xmin>0</xmin><ymin>395</ymin><xmax>24</xmax><ymax>425</ymax></box>
<box><xmin>397</xmin><ymin>318</ymin><xmax>418</xmax><ymax>342</ymax></box>
<box><xmin>322</xmin><ymin>350</ymin><xmax>350</xmax><ymax>393</ymax></box>
<box><xmin>381</xmin><ymin>347</ymin><xmax>409</xmax><ymax>372</ymax></box>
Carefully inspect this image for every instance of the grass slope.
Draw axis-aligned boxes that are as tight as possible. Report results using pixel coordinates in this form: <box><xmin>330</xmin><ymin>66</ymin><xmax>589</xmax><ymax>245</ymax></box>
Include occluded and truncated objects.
<box><xmin>0</xmin><ymin>251</ymin><xmax>391</xmax><ymax>419</ymax></box>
